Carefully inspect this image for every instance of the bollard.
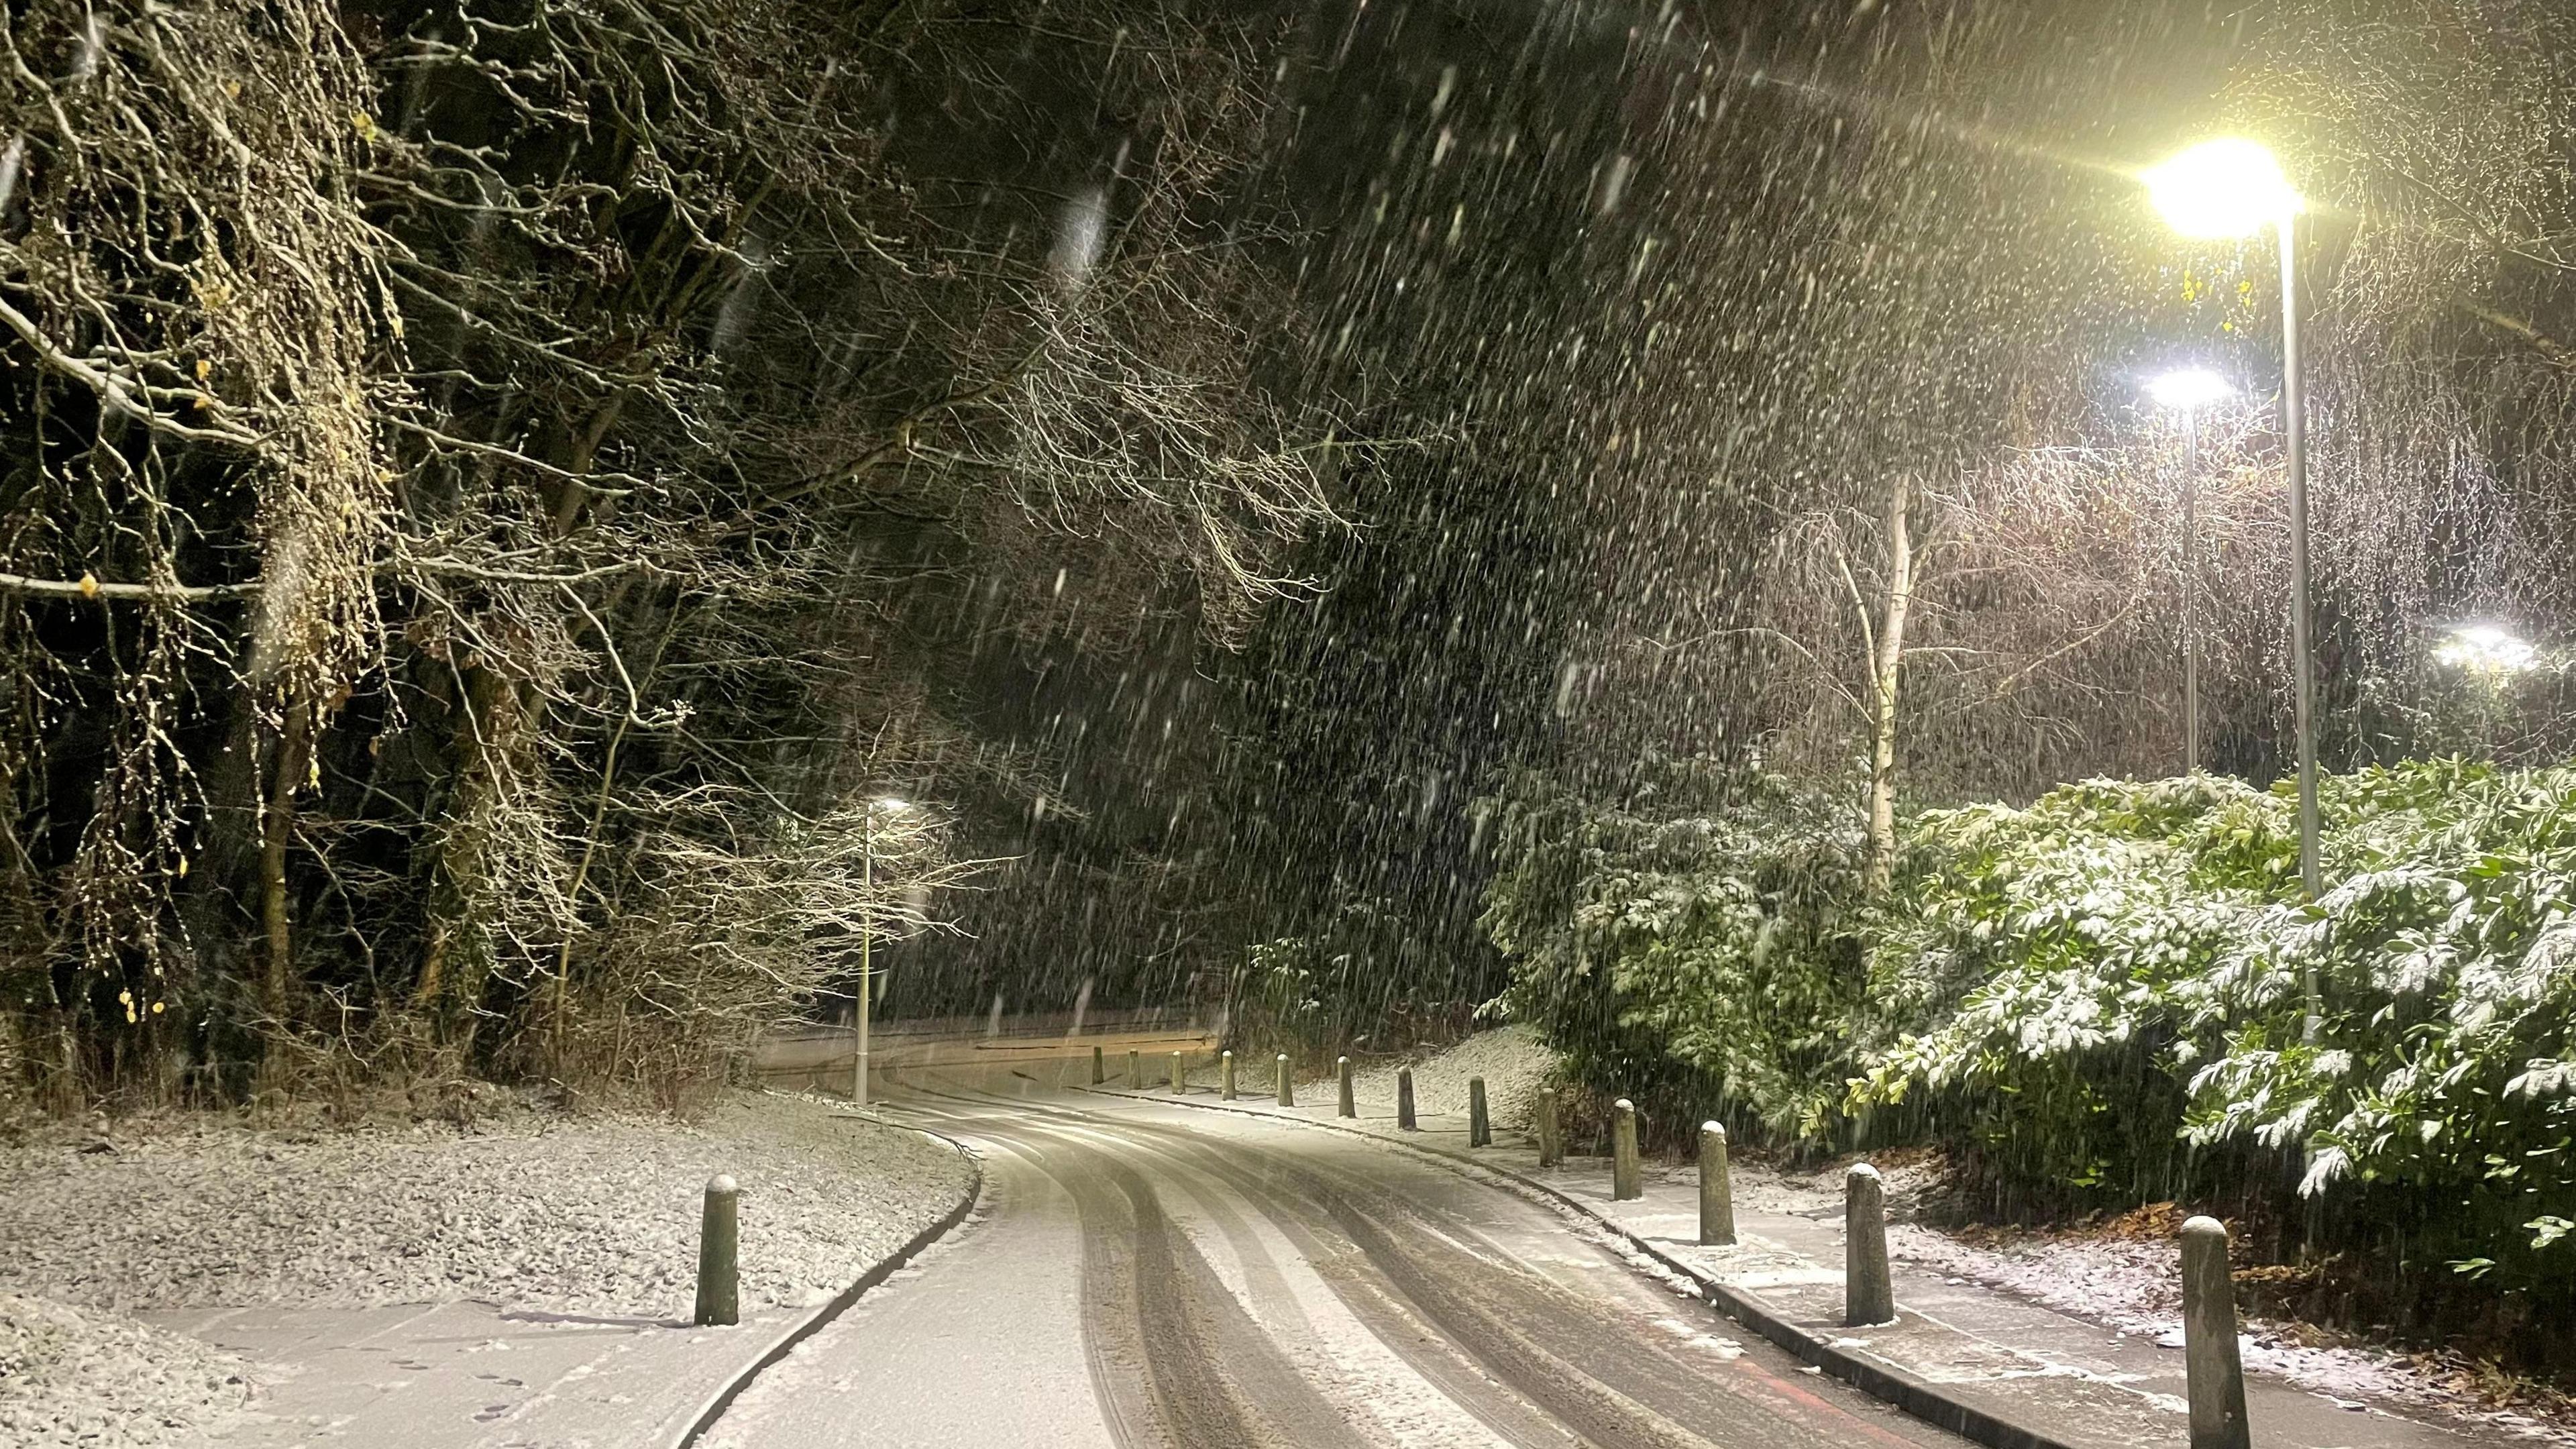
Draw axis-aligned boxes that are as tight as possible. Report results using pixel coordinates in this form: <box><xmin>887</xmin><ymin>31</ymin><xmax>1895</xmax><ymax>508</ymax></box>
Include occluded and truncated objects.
<box><xmin>1127</xmin><ymin>1049</ymin><xmax>1140</xmax><ymax>1087</ymax></box>
<box><xmin>1276</xmin><ymin>1053</ymin><xmax>1294</xmax><ymax>1106</ymax></box>
<box><xmin>2181</xmin><ymin>1216</ymin><xmax>2252</xmax><ymax>1449</ymax></box>
<box><xmin>1699</xmin><ymin>1122</ymin><xmax>1736</xmax><ymax>1246</ymax></box>
<box><xmin>694</xmin><ymin>1175</ymin><xmax>739</xmax><ymax>1327</ymax></box>
<box><xmin>1845</xmin><ymin>1164</ymin><xmax>1894</xmax><ymax>1326</ymax></box>
<box><xmin>1338</xmin><ymin>1056</ymin><xmax>1356</xmax><ymax>1118</ymax></box>
<box><xmin>1170</xmin><ymin>1051</ymin><xmax>1185</xmax><ymax>1093</ymax></box>
<box><xmin>1396</xmin><ymin>1067</ymin><xmax>1417</xmax><ymax>1130</ymax></box>
<box><xmin>1612</xmin><ymin>1099</ymin><xmax>1642</xmax><ymax>1199</ymax></box>
<box><xmin>1090</xmin><ymin>1044</ymin><xmax>1104</xmax><ymax>1085</ymax></box>
<box><xmin>1468</xmin><ymin>1077</ymin><xmax>1491</xmax><ymax>1147</ymax></box>
<box><xmin>1221</xmin><ymin>1050</ymin><xmax>1236</xmax><ymax>1100</ymax></box>
<box><xmin>1536</xmin><ymin>1088</ymin><xmax>1562</xmax><ymax>1168</ymax></box>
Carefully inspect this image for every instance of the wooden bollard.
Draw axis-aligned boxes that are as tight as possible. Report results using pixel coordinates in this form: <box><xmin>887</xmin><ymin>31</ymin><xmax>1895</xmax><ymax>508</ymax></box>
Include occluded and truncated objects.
<box><xmin>1468</xmin><ymin>1077</ymin><xmax>1491</xmax><ymax>1146</ymax></box>
<box><xmin>1396</xmin><ymin>1067</ymin><xmax>1417</xmax><ymax>1130</ymax></box>
<box><xmin>1170</xmin><ymin>1051</ymin><xmax>1185</xmax><ymax>1093</ymax></box>
<box><xmin>1337</xmin><ymin>1056</ymin><xmax>1356</xmax><ymax>1118</ymax></box>
<box><xmin>1221</xmin><ymin>1050</ymin><xmax>1236</xmax><ymax>1099</ymax></box>
<box><xmin>1126</xmin><ymin>1049</ymin><xmax>1140</xmax><ymax>1087</ymax></box>
<box><xmin>1699</xmin><ymin>1122</ymin><xmax>1735</xmax><ymax>1245</ymax></box>
<box><xmin>1536</xmin><ymin>1088</ymin><xmax>1561</xmax><ymax>1167</ymax></box>
<box><xmin>694</xmin><ymin>1175</ymin><xmax>739</xmax><ymax>1327</ymax></box>
<box><xmin>1090</xmin><ymin>1044</ymin><xmax>1104</xmax><ymax>1085</ymax></box>
<box><xmin>1275</xmin><ymin>1053</ymin><xmax>1294</xmax><ymax>1106</ymax></box>
<box><xmin>1845</xmin><ymin>1164</ymin><xmax>1894</xmax><ymax>1326</ymax></box>
<box><xmin>1611</xmin><ymin>1099</ymin><xmax>1642</xmax><ymax>1200</ymax></box>
<box><xmin>2181</xmin><ymin>1216</ymin><xmax>2252</xmax><ymax>1449</ymax></box>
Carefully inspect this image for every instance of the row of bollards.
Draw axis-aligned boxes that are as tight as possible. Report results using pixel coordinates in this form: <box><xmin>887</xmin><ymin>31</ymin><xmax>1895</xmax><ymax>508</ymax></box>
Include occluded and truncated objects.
<box><xmin>1084</xmin><ymin>1049</ymin><xmax>2253</xmax><ymax>1449</ymax></box>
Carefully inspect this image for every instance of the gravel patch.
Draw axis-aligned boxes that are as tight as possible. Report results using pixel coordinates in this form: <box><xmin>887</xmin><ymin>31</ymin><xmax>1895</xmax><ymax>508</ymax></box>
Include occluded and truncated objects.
<box><xmin>0</xmin><ymin>1293</ymin><xmax>251</xmax><ymax>1449</ymax></box>
<box><xmin>0</xmin><ymin>1089</ymin><xmax>974</xmax><ymax>1319</ymax></box>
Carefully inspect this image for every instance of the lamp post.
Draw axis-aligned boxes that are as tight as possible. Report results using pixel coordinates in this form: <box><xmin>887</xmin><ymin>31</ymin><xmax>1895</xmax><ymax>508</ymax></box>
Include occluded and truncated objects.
<box><xmin>2149</xmin><ymin>368</ymin><xmax>2233</xmax><ymax>775</ymax></box>
<box><xmin>853</xmin><ymin>796</ymin><xmax>912</xmax><ymax>1107</ymax></box>
<box><xmin>2143</xmin><ymin>138</ymin><xmax>2322</xmax><ymax>1042</ymax></box>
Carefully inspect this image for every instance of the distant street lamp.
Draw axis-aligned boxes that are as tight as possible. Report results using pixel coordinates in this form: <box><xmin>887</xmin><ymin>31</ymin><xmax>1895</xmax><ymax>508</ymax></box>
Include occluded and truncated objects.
<box><xmin>2142</xmin><ymin>138</ymin><xmax>2323</xmax><ymax>1042</ymax></box>
<box><xmin>2436</xmin><ymin>625</ymin><xmax>2539</xmax><ymax>760</ymax></box>
<box><xmin>2149</xmin><ymin>368</ymin><xmax>2233</xmax><ymax>774</ymax></box>
<box><xmin>2434</xmin><ymin>624</ymin><xmax>2538</xmax><ymax>677</ymax></box>
<box><xmin>853</xmin><ymin>796</ymin><xmax>913</xmax><ymax>1107</ymax></box>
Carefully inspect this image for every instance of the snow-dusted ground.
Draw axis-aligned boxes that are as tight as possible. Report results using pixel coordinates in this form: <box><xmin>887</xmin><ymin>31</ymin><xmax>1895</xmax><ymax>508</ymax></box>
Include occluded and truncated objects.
<box><xmin>1344</xmin><ymin>1024</ymin><xmax>1554</xmax><ymax>1130</ymax></box>
<box><xmin>0</xmin><ymin>1088</ymin><xmax>973</xmax><ymax>1447</ymax></box>
<box><xmin>0</xmin><ymin>1294</ymin><xmax>252</xmax><ymax>1449</ymax></box>
<box><xmin>1742</xmin><ymin>1157</ymin><xmax>2576</xmax><ymax>1444</ymax></box>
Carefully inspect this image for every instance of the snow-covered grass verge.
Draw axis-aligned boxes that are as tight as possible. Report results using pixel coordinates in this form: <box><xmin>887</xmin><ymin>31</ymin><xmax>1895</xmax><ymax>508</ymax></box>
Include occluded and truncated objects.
<box><xmin>0</xmin><ymin>1089</ymin><xmax>971</xmax><ymax>1317</ymax></box>
<box><xmin>0</xmin><ymin>1088</ymin><xmax>973</xmax><ymax>1448</ymax></box>
<box><xmin>1741</xmin><ymin>1157</ymin><xmax>2576</xmax><ymax>1445</ymax></box>
<box><xmin>0</xmin><ymin>1294</ymin><xmax>251</xmax><ymax>1449</ymax></box>
<box><xmin>1344</xmin><ymin>1025</ymin><xmax>1555</xmax><ymax>1130</ymax></box>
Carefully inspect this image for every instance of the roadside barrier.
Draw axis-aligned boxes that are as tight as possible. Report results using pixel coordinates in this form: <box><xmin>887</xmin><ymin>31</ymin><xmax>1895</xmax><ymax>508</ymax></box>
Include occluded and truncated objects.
<box><xmin>1699</xmin><ymin>1122</ymin><xmax>1735</xmax><ymax>1246</ymax></box>
<box><xmin>1611</xmin><ymin>1098</ymin><xmax>1641</xmax><ymax>1200</ymax></box>
<box><xmin>1126</xmin><ymin>1049</ymin><xmax>1140</xmax><ymax>1087</ymax></box>
<box><xmin>1275</xmin><ymin>1053</ymin><xmax>1294</xmax><ymax>1106</ymax></box>
<box><xmin>1536</xmin><ymin>1087</ymin><xmax>1561</xmax><ymax>1167</ymax></box>
<box><xmin>1338</xmin><ymin>1056</ymin><xmax>1356</xmax><ymax>1118</ymax></box>
<box><xmin>1845</xmin><ymin>1164</ymin><xmax>1894</xmax><ymax>1326</ymax></box>
<box><xmin>1090</xmin><ymin>1045</ymin><xmax>1104</xmax><ymax>1085</ymax></box>
<box><xmin>1169</xmin><ymin>1051</ymin><xmax>1185</xmax><ymax>1093</ymax></box>
<box><xmin>1397</xmin><ymin>1067</ymin><xmax>1417</xmax><ymax>1130</ymax></box>
<box><xmin>2181</xmin><ymin>1216</ymin><xmax>2252</xmax><ymax>1449</ymax></box>
<box><xmin>1221</xmin><ymin>1049</ymin><xmax>1236</xmax><ymax>1099</ymax></box>
<box><xmin>1468</xmin><ymin>1077</ymin><xmax>1491</xmax><ymax>1146</ymax></box>
<box><xmin>694</xmin><ymin>1175</ymin><xmax>740</xmax><ymax>1327</ymax></box>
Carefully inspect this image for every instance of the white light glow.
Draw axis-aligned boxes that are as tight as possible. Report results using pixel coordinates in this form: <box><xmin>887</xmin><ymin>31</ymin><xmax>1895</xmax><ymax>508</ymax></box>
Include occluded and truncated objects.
<box><xmin>2148</xmin><ymin>368</ymin><xmax>2233</xmax><ymax>411</ymax></box>
<box><xmin>2143</xmin><ymin>139</ymin><xmax>2302</xmax><ymax>239</ymax></box>
<box><xmin>2434</xmin><ymin>625</ymin><xmax>2538</xmax><ymax>676</ymax></box>
<box><xmin>872</xmin><ymin>796</ymin><xmax>914</xmax><ymax>813</ymax></box>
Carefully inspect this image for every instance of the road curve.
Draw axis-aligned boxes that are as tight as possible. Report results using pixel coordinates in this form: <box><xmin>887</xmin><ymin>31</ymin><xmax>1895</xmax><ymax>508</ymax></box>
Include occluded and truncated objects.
<box><xmin>708</xmin><ymin>1039</ymin><xmax>1967</xmax><ymax>1449</ymax></box>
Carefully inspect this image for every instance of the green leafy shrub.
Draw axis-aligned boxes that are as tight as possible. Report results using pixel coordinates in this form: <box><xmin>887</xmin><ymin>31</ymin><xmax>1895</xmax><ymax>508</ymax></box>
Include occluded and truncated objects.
<box><xmin>1856</xmin><ymin>760</ymin><xmax>2576</xmax><ymax>1287</ymax></box>
<box><xmin>1489</xmin><ymin>755</ymin><xmax>2576</xmax><ymax>1315</ymax></box>
<box><xmin>1479</xmin><ymin>755</ymin><xmax>1874</xmax><ymax>1146</ymax></box>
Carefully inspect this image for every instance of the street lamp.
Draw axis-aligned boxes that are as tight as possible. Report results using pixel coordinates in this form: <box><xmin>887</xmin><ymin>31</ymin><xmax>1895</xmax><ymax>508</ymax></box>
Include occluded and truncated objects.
<box><xmin>2148</xmin><ymin>368</ymin><xmax>2231</xmax><ymax>775</ymax></box>
<box><xmin>2434</xmin><ymin>624</ymin><xmax>2538</xmax><ymax>676</ymax></box>
<box><xmin>2436</xmin><ymin>625</ymin><xmax>2538</xmax><ymax>761</ymax></box>
<box><xmin>853</xmin><ymin>796</ymin><xmax>912</xmax><ymax>1107</ymax></box>
<box><xmin>2143</xmin><ymin>138</ymin><xmax>2322</xmax><ymax>1042</ymax></box>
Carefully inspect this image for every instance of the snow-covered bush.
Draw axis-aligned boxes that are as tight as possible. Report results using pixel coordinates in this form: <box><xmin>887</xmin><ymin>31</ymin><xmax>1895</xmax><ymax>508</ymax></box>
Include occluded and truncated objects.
<box><xmin>1856</xmin><ymin>759</ymin><xmax>2576</xmax><ymax>1281</ymax></box>
<box><xmin>1479</xmin><ymin>755</ymin><xmax>1875</xmax><ymax>1146</ymax></box>
<box><xmin>1489</xmin><ymin>755</ymin><xmax>2576</xmax><ymax>1291</ymax></box>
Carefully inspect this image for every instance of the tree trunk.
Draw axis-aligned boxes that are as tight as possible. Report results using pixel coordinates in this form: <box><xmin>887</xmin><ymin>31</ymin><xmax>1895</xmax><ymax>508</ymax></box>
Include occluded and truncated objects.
<box><xmin>1866</xmin><ymin>474</ymin><xmax>1913</xmax><ymax>894</ymax></box>
<box><xmin>258</xmin><ymin>699</ymin><xmax>315</xmax><ymax>1026</ymax></box>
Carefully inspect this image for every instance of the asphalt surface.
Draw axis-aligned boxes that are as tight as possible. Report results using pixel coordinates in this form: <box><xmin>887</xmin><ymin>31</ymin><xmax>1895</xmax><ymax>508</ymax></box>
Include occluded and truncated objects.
<box><xmin>709</xmin><ymin>1034</ymin><xmax>1968</xmax><ymax>1449</ymax></box>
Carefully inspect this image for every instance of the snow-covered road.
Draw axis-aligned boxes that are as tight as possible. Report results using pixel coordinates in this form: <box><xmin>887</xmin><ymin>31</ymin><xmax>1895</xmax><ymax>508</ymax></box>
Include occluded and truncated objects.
<box><xmin>703</xmin><ymin>1041</ymin><xmax>1966</xmax><ymax>1449</ymax></box>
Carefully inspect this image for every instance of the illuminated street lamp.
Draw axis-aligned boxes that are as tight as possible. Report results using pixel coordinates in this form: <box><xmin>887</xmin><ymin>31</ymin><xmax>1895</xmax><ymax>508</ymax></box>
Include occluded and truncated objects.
<box><xmin>2436</xmin><ymin>625</ymin><xmax>2538</xmax><ymax>763</ymax></box>
<box><xmin>853</xmin><ymin>796</ymin><xmax>913</xmax><ymax>1107</ymax></box>
<box><xmin>2149</xmin><ymin>368</ymin><xmax>2232</xmax><ymax>774</ymax></box>
<box><xmin>2434</xmin><ymin>624</ymin><xmax>2538</xmax><ymax>677</ymax></box>
<box><xmin>2142</xmin><ymin>138</ymin><xmax>2322</xmax><ymax>1042</ymax></box>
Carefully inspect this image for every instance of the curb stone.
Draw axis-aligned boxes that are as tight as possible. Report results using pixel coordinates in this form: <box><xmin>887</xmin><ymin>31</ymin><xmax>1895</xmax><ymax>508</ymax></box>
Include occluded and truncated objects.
<box><xmin>1069</xmin><ymin>1079</ymin><xmax>2080</xmax><ymax>1449</ymax></box>
<box><xmin>672</xmin><ymin>1109</ymin><xmax>987</xmax><ymax>1449</ymax></box>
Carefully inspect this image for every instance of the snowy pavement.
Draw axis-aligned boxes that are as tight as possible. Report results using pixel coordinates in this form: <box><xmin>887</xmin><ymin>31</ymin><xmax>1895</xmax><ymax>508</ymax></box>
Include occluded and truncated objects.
<box><xmin>706</xmin><ymin>1046</ymin><xmax>1968</xmax><ymax>1449</ymax></box>
<box><xmin>0</xmin><ymin>1089</ymin><xmax>975</xmax><ymax>1447</ymax></box>
<box><xmin>1110</xmin><ymin>1029</ymin><xmax>2542</xmax><ymax>1449</ymax></box>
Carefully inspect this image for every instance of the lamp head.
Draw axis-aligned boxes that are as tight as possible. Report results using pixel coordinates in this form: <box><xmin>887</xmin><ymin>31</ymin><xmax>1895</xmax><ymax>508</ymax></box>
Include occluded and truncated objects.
<box><xmin>2143</xmin><ymin>139</ymin><xmax>2301</xmax><ymax>239</ymax></box>
<box><xmin>2434</xmin><ymin>625</ymin><xmax>2538</xmax><ymax>676</ymax></box>
<box><xmin>2148</xmin><ymin>368</ymin><xmax>2232</xmax><ymax>412</ymax></box>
